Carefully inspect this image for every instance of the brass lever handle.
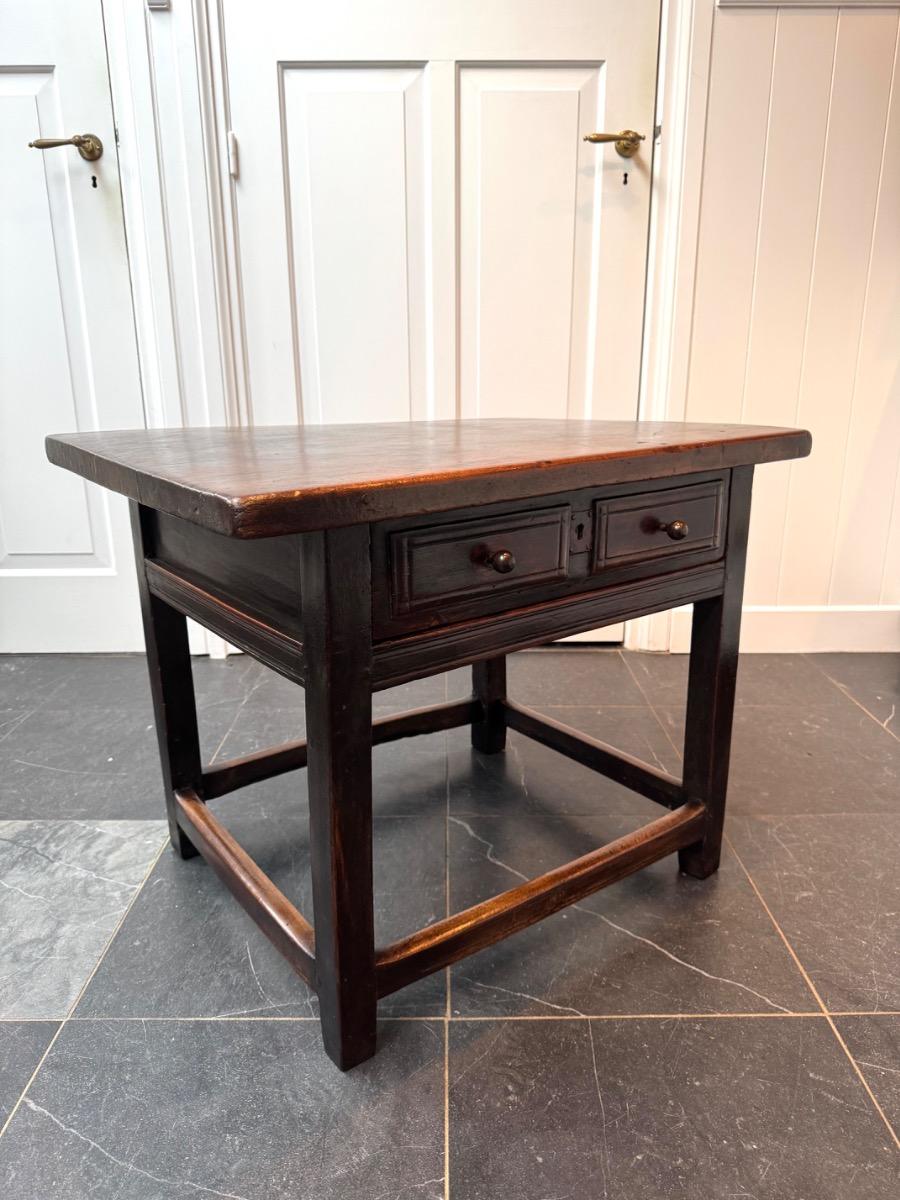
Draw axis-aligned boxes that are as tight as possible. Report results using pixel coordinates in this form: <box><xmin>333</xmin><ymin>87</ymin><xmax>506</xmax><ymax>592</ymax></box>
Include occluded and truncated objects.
<box><xmin>29</xmin><ymin>133</ymin><xmax>103</xmax><ymax>162</ymax></box>
<box><xmin>583</xmin><ymin>130</ymin><xmax>645</xmax><ymax>158</ymax></box>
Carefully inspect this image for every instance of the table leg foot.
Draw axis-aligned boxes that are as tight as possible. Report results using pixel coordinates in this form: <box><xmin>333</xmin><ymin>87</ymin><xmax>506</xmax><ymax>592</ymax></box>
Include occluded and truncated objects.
<box><xmin>302</xmin><ymin>526</ymin><xmax>378</xmax><ymax>1071</ymax></box>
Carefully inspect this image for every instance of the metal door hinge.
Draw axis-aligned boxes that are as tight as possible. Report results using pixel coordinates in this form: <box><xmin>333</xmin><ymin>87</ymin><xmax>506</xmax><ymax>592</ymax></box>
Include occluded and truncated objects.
<box><xmin>227</xmin><ymin>131</ymin><xmax>239</xmax><ymax>179</ymax></box>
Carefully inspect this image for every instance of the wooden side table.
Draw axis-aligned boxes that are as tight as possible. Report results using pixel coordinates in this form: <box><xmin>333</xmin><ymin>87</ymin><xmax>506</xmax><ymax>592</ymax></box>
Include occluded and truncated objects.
<box><xmin>47</xmin><ymin>419</ymin><xmax>811</xmax><ymax>1068</ymax></box>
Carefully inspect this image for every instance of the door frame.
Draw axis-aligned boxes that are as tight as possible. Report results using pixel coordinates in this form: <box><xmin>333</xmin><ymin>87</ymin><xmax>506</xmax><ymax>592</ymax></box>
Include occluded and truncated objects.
<box><xmin>106</xmin><ymin>0</ymin><xmax>717</xmax><ymax>655</ymax></box>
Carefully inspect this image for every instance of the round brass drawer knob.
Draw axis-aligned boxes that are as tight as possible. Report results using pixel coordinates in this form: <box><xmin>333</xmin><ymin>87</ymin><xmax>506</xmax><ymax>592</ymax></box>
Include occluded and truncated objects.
<box><xmin>489</xmin><ymin>549</ymin><xmax>516</xmax><ymax>574</ymax></box>
<box><xmin>661</xmin><ymin>519</ymin><xmax>689</xmax><ymax>541</ymax></box>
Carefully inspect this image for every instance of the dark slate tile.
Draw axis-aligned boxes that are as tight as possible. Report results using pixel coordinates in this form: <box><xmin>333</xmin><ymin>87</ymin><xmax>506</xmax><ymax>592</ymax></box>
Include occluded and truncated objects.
<box><xmin>35</xmin><ymin>656</ymin><xmax>154</xmax><ymax>713</ymax></box>
<box><xmin>44</xmin><ymin>654</ymin><xmax>272</xmax><ymax>714</ymax></box>
<box><xmin>448</xmin><ymin>707</ymin><xmax>680</xmax><ymax>819</ymax></box>
<box><xmin>449</xmin><ymin>811</ymin><xmax>811</xmax><ymax>1017</ymax></box>
<box><xmin>0</xmin><ymin>821</ymin><xmax>166</xmax><ymax>1019</ymax></box>
<box><xmin>77</xmin><ymin>800</ymin><xmax>447</xmax><ymax>1019</ymax></box>
<box><xmin>189</xmin><ymin>652</ymin><xmax>269</xmax><ymax>706</ymax></box>
<box><xmin>0</xmin><ymin>1018</ymin><xmax>444</xmax><ymax>1200</ymax></box>
<box><xmin>511</xmin><ymin>649</ymin><xmax>646</xmax><ymax>707</ymax></box>
<box><xmin>811</xmin><ymin>652</ymin><xmax>900</xmax><ymax>737</ymax></box>
<box><xmin>729</xmin><ymin>814</ymin><xmax>900</xmax><ymax>1013</ymax></box>
<box><xmin>373</xmin><ymin>673</ymin><xmax>448</xmax><ymax>712</ymax></box>
<box><xmin>215</xmin><ymin>702</ymin><xmax>307</xmax><ymax>750</ymax></box>
<box><xmin>0</xmin><ymin>711</ymin><xmax>29</xmax><ymax>745</ymax></box>
<box><xmin>0</xmin><ymin>699</ymin><xmax>242</xmax><ymax>820</ymax></box>
<box><xmin>0</xmin><ymin>1022</ymin><xmax>58</xmax><ymax>1127</ymax></box>
<box><xmin>658</xmin><ymin>701</ymin><xmax>900</xmax><ymax>815</ymax></box>
<box><xmin>449</xmin><ymin>650</ymin><xmax>645</xmax><ymax>707</ymax></box>
<box><xmin>449</xmin><ymin>1017</ymin><xmax>897</xmax><ymax>1200</ymax></box>
<box><xmin>625</xmin><ymin>650</ymin><xmax>847</xmax><ymax>711</ymax></box>
<box><xmin>835</xmin><ymin>1016</ymin><xmax>900</xmax><ymax>1131</ymax></box>
<box><xmin>0</xmin><ymin>657</ymin><xmax>78</xmax><ymax>710</ymax></box>
<box><xmin>214</xmin><ymin>707</ymin><xmax>448</xmax><ymax>818</ymax></box>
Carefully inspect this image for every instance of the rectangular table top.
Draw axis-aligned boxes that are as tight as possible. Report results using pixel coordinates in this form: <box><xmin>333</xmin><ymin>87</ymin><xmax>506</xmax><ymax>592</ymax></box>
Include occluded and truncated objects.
<box><xmin>46</xmin><ymin>419</ymin><xmax>811</xmax><ymax>538</ymax></box>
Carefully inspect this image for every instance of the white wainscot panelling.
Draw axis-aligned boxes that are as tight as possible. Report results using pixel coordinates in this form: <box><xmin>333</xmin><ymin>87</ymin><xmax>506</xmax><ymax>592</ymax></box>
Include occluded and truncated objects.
<box><xmin>282</xmin><ymin>66</ymin><xmax>430</xmax><ymax>424</ymax></box>
<box><xmin>0</xmin><ymin>70</ymin><xmax>111</xmax><ymax>575</ymax></box>
<box><xmin>459</xmin><ymin>65</ymin><xmax>611</xmax><ymax>420</ymax></box>
<box><xmin>682</xmin><ymin>5</ymin><xmax>900</xmax><ymax>650</ymax></box>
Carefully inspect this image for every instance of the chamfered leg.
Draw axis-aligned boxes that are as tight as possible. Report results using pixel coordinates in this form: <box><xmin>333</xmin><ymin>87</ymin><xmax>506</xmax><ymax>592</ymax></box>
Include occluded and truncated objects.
<box><xmin>472</xmin><ymin>656</ymin><xmax>507</xmax><ymax>753</ymax></box>
<box><xmin>678</xmin><ymin>466</ymin><xmax>753</xmax><ymax>879</ymax></box>
<box><xmin>129</xmin><ymin>502</ymin><xmax>201</xmax><ymax>859</ymax></box>
<box><xmin>300</xmin><ymin>525</ymin><xmax>377</xmax><ymax>1070</ymax></box>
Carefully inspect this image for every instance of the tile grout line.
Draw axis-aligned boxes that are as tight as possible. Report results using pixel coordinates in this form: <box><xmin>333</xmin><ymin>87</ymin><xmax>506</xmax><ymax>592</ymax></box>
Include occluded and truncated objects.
<box><xmin>805</xmin><ymin>654</ymin><xmax>899</xmax><ymax>744</ymax></box>
<box><xmin>443</xmin><ymin>1019</ymin><xmax>450</xmax><ymax>1200</ymax></box>
<box><xmin>618</xmin><ymin>651</ymin><xmax>685</xmax><ymax>762</ymax></box>
<box><xmin>0</xmin><ymin>833</ymin><xmax>168</xmax><ymax>1143</ymax></box>
<box><xmin>2</xmin><ymin>1010</ymin><xmax>897</xmax><ymax>1025</ymax></box>
<box><xmin>443</xmin><ymin>672</ymin><xmax>451</xmax><ymax>1200</ymax></box>
<box><xmin>726</xmin><ymin>833</ymin><xmax>900</xmax><ymax>1150</ymax></box>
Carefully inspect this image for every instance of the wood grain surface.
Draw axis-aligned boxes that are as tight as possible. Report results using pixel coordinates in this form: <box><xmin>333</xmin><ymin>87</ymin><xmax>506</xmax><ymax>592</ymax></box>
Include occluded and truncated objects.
<box><xmin>46</xmin><ymin>420</ymin><xmax>811</xmax><ymax>538</ymax></box>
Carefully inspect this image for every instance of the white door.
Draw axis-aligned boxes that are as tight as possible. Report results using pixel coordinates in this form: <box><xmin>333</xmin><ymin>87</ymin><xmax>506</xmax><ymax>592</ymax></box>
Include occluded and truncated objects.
<box><xmin>0</xmin><ymin>0</ymin><xmax>146</xmax><ymax>652</ymax></box>
<box><xmin>223</xmin><ymin>0</ymin><xmax>661</xmax><ymax>642</ymax></box>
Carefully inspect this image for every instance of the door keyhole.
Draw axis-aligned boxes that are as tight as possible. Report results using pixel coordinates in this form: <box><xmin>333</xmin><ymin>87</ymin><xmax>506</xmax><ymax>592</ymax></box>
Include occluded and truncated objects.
<box><xmin>622</xmin><ymin>171</ymin><xmax>628</xmax><ymax>186</ymax></box>
<box><xmin>91</xmin><ymin>175</ymin><xmax>97</xmax><ymax>189</ymax></box>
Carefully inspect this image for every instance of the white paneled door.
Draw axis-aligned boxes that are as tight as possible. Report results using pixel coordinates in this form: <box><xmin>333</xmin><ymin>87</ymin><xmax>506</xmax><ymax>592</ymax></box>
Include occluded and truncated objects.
<box><xmin>223</xmin><ymin>0</ymin><xmax>661</xmax><ymax>640</ymax></box>
<box><xmin>0</xmin><ymin>0</ymin><xmax>145</xmax><ymax>651</ymax></box>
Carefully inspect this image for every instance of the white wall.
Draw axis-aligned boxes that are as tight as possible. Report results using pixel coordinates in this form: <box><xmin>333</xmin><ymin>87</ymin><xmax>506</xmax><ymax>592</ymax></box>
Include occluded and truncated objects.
<box><xmin>670</xmin><ymin>1</ymin><xmax>900</xmax><ymax>651</ymax></box>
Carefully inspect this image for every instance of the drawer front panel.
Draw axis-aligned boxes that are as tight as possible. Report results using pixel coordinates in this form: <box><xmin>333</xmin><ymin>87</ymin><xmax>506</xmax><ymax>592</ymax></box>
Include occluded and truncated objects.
<box><xmin>391</xmin><ymin>505</ymin><xmax>570</xmax><ymax>615</ymax></box>
<box><xmin>592</xmin><ymin>480</ymin><xmax>725</xmax><ymax>571</ymax></box>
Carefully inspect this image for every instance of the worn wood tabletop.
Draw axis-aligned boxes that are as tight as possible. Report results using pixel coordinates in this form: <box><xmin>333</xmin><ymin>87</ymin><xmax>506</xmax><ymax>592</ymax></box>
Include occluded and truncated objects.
<box><xmin>46</xmin><ymin>419</ymin><xmax>811</xmax><ymax>538</ymax></box>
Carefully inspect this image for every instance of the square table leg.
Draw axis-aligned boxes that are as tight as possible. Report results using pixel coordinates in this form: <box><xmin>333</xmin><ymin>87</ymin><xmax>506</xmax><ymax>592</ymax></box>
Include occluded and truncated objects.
<box><xmin>300</xmin><ymin>527</ymin><xmax>377</xmax><ymax>1069</ymax></box>
<box><xmin>130</xmin><ymin>502</ymin><xmax>201</xmax><ymax>861</ymax></box>
<box><xmin>472</xmin><ymin>656</ymin><xmax>507</xmax><ymax>753</ymax></box>
<box><xmin>678</xmin><ymin>466</ymin><xmax>753</xmax><ymax>879</ymax></box>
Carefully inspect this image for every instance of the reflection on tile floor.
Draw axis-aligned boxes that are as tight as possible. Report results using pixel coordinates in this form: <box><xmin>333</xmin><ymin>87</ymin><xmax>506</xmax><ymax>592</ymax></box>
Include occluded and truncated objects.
<box><xmin>0</xmin><ymin>649</ymin><xmax>897</xmax><ymax>1197</ymax></box>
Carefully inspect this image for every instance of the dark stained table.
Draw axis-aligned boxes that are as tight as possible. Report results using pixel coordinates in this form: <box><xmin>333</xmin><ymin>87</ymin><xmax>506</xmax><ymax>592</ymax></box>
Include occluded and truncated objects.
<box><xmin>47</xmin><ymin>419</ymin><xmax>811</xmax><ymax>1069</ymax></box>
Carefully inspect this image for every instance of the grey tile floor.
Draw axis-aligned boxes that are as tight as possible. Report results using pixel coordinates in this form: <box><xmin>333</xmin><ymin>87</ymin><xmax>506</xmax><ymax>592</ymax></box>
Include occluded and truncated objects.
<box><xmin>0</xmin><ymin>648</ymin><xmax>897</xmax><ymax>1197</ymax></box>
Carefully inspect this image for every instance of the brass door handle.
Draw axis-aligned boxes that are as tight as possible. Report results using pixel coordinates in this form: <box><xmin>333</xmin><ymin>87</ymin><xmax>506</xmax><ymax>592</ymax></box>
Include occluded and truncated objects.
<box><xmin>29</xmin><ymin>133</ymin><xmax>103</xmax><ymax>162</ymax></box>
<box><xmin>583</xmin><ymin>130</ymin><xmax>645</xmax><ymax>158</ymax></box>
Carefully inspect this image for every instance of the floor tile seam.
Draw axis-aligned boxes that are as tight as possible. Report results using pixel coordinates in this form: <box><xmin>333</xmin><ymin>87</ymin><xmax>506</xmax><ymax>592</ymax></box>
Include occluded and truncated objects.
<box><xmin>805</xmin><ymin>656</ymin><xmax>900</xmax><ymax>744</ymax></box>
<box><xmin>23</xmin><ymin>1009</ymin><xmax>899</xmax><ymax>1023</ymax></box>
<box><xmin>617</xmin><ymin>651</ymin><xmax>685</xmax><ymax>761</ymax></box>
<box><xmin>443</xmin><ymin>1019</ymin><xmax>450</xmax><ymax>1200</ymax></box>
<box><xmin>726</xmin><ymin>832</ymin><xmax>900</xmax><ymax>1150</ymax></box>
<box><xmin>442</xmin><ymin>672</ymin><xmax>451</xmax><ymax>1200</ymax></box>
<box><xmin>0</xmin><ymin>834</ymin><xmax>167</xmax><ymax>1142</ymax></box>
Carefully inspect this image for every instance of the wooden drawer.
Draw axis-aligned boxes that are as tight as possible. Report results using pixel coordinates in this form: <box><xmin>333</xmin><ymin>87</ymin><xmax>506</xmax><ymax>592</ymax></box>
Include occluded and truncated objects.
<box><xmin>592</xmin><ymin>480</ymin><xmax>725</xmax><ymax>571</ymax></box>
<box><xmin>389</xmin><ymin>504</ymin><xmax>570</xmax><ymax>616</ymax></box>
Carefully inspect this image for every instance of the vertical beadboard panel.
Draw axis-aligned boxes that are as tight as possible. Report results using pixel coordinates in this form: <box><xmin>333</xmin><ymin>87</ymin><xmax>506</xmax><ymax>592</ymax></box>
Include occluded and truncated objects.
<box><xmin>830</xmin><ymin>20</ymin><xmax>900</xmax><ymax>604</ymax></box>
<box><xmin>685</xmin><ymin>9</ymin><xmax>775</xmax><ymax>425</ymax></box>
<box><xmin>778</xmin><ymin>8</ymin><xmax>898</xmax><ymax>605</ymax></box>
<box><xmin>683</xmin><ymin>5</ymin><xmax>900</xmax><ymax>645</ymax></box>
<box><xmin>740</xmin><ymin>9</ymin><xmax>837</xmax><ymax>606</ymax></box>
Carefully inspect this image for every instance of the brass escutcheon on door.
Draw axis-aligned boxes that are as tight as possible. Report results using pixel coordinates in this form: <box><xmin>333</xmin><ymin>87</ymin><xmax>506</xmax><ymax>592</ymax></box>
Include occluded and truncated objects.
<box><xmin>583</xmin><ymin>130</ymin><xmax>645</xmax><ymax>158</ymax></box>
<box><xmin>28</xmin><ymin>133</ymin><xmax>103</xmax><ymax>162</ymax></box>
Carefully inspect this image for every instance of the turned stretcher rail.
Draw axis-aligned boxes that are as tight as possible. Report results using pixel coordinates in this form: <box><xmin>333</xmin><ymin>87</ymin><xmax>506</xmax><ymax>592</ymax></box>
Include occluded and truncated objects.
<box><xmin>375</xmin><ymin>800</ymin><xmax>706</xmax><ymax>997</ymax></box>
<box><xmin>202</xmin><ymin>697</ymin><xmax>479</xmax><ymax>799</ymax></box>
<box><xmin>504</xmin><ymin>700</ymin><xmax>684</xmax><ymax>809</ymax></box>
<box><xmin>174</xmin><ymin>788</ymin><xmax>316</xmax><ymax>986</ymax></box>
